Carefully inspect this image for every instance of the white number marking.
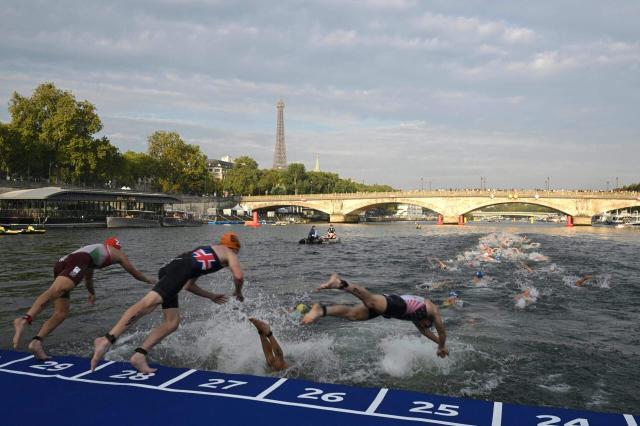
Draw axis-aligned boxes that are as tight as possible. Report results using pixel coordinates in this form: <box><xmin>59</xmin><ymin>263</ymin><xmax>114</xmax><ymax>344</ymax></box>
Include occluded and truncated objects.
<box><xmin>410</xmin><ymin>401</ymin><xmax>460</xmax><ymax>417</ymax></box>
<box><xmin>298</xmin><ymin>388</ymin><xmax>345</xmax><ymax>403</ymax></box>
<box><xmin>109</xmin><ymin>369</ymin><xmax>155</xmax><ymax>381</ymax></box>
<box><xmin>30</xmin><ymin>361</ymin><xmax>73</xmax><ymax>371</ymax></box>
<box><xmin>198</xmin><ymin>378</ymin><xmax>248</xmax><ymax>390</ymax></box>
<box><xmin>537</xmin><ymin>415</ymin><xmax>589</xmax><ymax>426</ymax></box>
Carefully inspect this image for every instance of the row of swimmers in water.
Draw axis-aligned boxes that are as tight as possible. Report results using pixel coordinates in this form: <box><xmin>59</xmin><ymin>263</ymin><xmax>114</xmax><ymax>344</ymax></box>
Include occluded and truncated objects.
<box><xmin>12</xmin><ymin>234</ymin><xmax>449</xmax><ymax>374</ymax></box>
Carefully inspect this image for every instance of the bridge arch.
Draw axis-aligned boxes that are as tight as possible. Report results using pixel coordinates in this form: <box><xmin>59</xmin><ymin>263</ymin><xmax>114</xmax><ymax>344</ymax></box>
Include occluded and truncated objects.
<box><xmin>461</xmin><ymin>201</ymin><xmax>570</xmax><ymax>217</ymax></box>
<box><xmin>342</xmin><ymin>198</ymin><xmax>443</xmax><ymax>216</ymax></box>
<box><xmin>240</xmin><ymin>201</ymin><xmax>332</xmax><ymax>215</ymax></box>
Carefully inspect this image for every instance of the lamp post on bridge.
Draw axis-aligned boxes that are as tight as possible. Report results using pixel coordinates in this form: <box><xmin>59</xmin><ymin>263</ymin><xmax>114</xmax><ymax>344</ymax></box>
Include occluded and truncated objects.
<box><xmin>421</xmin><ymin>177</ymin><xmax>424</xmax><ymax>191</ymax></box>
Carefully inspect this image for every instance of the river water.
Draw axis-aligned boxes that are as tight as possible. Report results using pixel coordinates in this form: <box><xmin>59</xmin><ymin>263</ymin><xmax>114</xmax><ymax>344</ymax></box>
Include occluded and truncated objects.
<box><xmin>1</xmin><ymin>222</ymin><xmax>639</xmax><ymax>413</ymax></box>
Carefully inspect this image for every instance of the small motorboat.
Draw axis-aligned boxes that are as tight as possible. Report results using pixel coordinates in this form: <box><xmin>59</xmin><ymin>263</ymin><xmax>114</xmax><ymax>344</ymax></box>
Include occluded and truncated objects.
<box><xmin>0</xmin><ymin>225</ymin><xmax>46</xmax><ymax>235</ymax></box>
<box><xmin>322</xmin><ymin>236</ymin><xmax>341</xmax><ymax>244</ymax></box>
<box><xmin>299</xmin><ymin>237</ymin><xmax>323</xmax><ymax>244</ymax></box>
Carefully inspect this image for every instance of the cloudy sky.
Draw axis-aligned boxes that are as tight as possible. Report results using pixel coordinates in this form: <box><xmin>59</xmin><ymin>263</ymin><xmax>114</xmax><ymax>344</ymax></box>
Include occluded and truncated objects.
<box><xmin>1</xmin><ymin>1</ymin><xmax>638</xmax><ymax>190</ymax></box>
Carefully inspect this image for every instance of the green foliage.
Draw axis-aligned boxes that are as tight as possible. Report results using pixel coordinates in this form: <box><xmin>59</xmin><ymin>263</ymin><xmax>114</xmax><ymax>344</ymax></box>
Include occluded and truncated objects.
<box><xmin>1</xmin><ymin>83</ymin><xmax>396</xmax><ymax>194</ymax></box>
<box><xmin>147</xmin><ymin>131</ymin><xmax>208</xmax><ymax>194</ymax></box>
<box><xmin>621</xmin><ymin>183</ymin><xmax>640</xmax><ymax>192</ymax></box>
<box><xmin>0</xmin><ymin>122</ymin><xmax>23</xmax><ymax>175</ymax></box>
<box><xmin>6</xmin><ymin>82</ymin><xmax>118</xmax><ymax>184</ymax></box>
<box><xmin>223</xmin><ymin>156</ymin><xmax>262</xmax><ymax>195</ymax></box>
<box><xmin>222</xmin><ymin>155</ymin><xmax>396</xmax><ymax>195</ymax></box>
<box><xmin>284</xmin><ymin>163</ymin><xmax>307</xmax><ymax>194</ymax></box>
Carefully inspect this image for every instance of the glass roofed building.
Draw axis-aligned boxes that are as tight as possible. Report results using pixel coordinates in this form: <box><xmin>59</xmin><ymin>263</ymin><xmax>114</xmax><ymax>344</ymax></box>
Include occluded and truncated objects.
<box><xmin>0</xmin><ymin>187</ymin><xmax>180</xmax><ymax>227</ymax></box>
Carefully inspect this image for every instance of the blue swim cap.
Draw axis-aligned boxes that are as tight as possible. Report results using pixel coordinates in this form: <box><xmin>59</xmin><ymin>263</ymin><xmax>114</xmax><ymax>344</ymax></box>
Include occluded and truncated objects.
<box><xmin>495</xmin><ymin>256</ymin><xmax>501</xmax><ymax>262</ymax></box>
<box><xmin>475</xmin><ymin>271</ymin><xmax>484</xmax><ymax>278</ymax></box>
<box><xmin>448</xmin><ymin>291</ymin><xmax>458</xmax><ymax>297</ymax></box>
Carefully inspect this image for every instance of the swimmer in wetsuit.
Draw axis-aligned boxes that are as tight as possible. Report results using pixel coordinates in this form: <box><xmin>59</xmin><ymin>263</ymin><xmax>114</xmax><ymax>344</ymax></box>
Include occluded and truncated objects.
<box><xmin>91</xmin><ymin>232</ymin><xmax>244</xmax><ymax>374</ymax></box>
<box><xmin>303</xmin><ymin>273</ymin><xmax>449</xmax><ymax>358</ymax></box>
<box><xmin>12</xmin><ymin>237</ymin><xmax>154</xmax><ymax>360</ymax></box>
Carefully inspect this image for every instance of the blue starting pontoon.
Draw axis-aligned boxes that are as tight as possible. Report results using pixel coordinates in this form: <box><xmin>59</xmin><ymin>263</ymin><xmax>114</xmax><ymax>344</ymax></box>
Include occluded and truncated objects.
<box><xmin>0</xmin><ymin>350</ymin><xmax>636</xmax><ymax>426</ymax></box>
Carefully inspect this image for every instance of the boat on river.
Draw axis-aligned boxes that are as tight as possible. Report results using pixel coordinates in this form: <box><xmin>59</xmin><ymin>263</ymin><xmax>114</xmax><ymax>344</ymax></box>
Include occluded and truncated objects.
<box><xmin>106</xmin><ymin>210</ymin><xmax>161</xmax><ymax>228</ymax></box>
<box><xmin>299</xmin><ymin>237</ymin><xmax>324</xmax><ymax>244</ymax></box>
<box><xmin>0</xmin><ymin>225</ymin><xmax>46</xmax><ymax>235</ymax></box>
<box><xmin>161</xmin><ymin>210</ymin><xmax>203</xmax><ymax>227</ymax></box>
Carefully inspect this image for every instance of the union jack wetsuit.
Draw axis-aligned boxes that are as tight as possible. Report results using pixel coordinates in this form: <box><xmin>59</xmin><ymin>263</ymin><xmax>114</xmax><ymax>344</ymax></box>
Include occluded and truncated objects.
<box><xmin>152</xmin><ymin>246</ymin><xmax>223</xmax><ymax>309</ymax></box>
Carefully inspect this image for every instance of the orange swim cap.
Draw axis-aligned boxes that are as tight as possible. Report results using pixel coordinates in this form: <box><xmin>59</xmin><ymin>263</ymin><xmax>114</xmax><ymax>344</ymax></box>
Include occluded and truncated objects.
<box><xmin>220</xmin><ymin>232</ymin><xmax>241</xmax><ymax>251</ymax></box>
<box><xmin>104</xmin><ymin>237</ymin><xmax>122</xmax><ymax>250</ymax></box>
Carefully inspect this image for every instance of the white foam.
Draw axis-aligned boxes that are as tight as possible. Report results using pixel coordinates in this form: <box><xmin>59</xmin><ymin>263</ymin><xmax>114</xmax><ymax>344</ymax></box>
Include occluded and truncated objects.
<box><xmin>378</xmin><ymin>335</ymin><xmax>450</xmax><ymax>377</ymax></box>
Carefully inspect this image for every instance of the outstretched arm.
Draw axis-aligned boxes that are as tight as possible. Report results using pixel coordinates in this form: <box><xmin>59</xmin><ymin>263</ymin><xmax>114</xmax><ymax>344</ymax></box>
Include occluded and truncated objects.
<box><xmin>85</xmin><ymin>268</ymin><xmax>96</xmax><ymax>305</ymax></box>
<box><xmin>184</xmin><ymin>279</ymin><xmax>228</xmax><ymax>304</ymax></box>
<box><xmin>226</xmin><ymin>254</ymin><xmax>245</xmax><ymax>301</ymax></box>
<box><xmin>416</xmin><ymin>302</ymin><xmax>449</xmax><ymax>358</ymax></box>
<box><xmin>117</xmin><ymin>252</ymin><xmax>155</xmax><ymax>284</ymax></box>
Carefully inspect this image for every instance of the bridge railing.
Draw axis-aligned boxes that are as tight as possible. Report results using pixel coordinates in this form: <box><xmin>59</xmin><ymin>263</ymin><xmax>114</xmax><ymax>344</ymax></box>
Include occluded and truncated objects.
<box><xmin>242</xmin><ymin>189</ymin><xmax>640</xmax><ymax>201</ymax></box>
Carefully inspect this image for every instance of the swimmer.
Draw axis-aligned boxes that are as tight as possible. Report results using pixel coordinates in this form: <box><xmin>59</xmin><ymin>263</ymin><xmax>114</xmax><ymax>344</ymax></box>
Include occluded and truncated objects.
<box><xmin>514</xmin><ymin>288</ymin><xmax>535</xmax><ymax>308</ymax></box>
<box><xmin>289</xmin><ymin>303</ymin><xmax>310</xmax><ymax>322</ymax></box>
<box><xmin>249</xmin><ymin>318</ymin><xmax>288</xmax><ymax>372</ymax></box>
<box><xmin>303</xmin><ymin>273</ymin><xmax>449</xmax><ymax>358</ymax></box>
<box><xmin>472</xmin><ymin>271</ymin><xmax>484</xmax><ymax>285</ymax></box>
<box><xmin>12</xmin><ymin>237</ymin><xmax>155</xmax><ymax>360</ymax></box>
<box><xmin>575</xmin><ymin>275</ymin><xmax>594</xmax><ymax>287</ymax></box>
<box><xmin>520</xmin><ymin>261</ymin><xmax>533</xmax><ymax>273</ymax></box>
<box><xmin>442</xmin><ymin>291</ymin><xmax>463</xmax><ymax>308</ymax></box>
<box><xmin>436</xmin><ymin>259</ymin><xmax>447</xmax><ymax>270</ymax></box>
<box><xmin>91</xmin><ymin>232</ymin><xmax>244</xmax><ymax>373</ymax></box>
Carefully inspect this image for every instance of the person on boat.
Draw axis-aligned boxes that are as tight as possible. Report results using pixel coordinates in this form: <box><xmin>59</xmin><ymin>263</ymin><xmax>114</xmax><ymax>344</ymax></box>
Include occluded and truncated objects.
<box><xmin>308</xmin><ymin>225</ymin><xmax>320</xmax><ymax>242</ymax></box>
<box><xmin>326</xmin><ymin>224</ymin><xmax>337</xmax><ymax>239</ymax></box>
<box><xmin>90</xmin><ymin>232</ymin><xmax>245</xmax><ymax>374</ymax></box>
<box><xmin>302</xmin><ymin>273</ymin><xmax>449</xmax><ymax>358</ymax></box>
<box><xmin>249</xmin><ymin>318</ymin><xmax>288</xmax><ymax>372</ymax></box>
<box><xmin>12</xmin><ymin>237</ymin><xmax>155</xmax><ymax>360</ymax></box>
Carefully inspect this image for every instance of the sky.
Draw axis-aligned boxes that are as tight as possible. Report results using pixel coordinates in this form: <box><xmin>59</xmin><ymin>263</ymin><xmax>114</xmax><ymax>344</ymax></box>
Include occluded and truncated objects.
<box><xmin>1</xmin><ymin>0</ymin><xmax>639</xmax><ymax>190</ymax></box>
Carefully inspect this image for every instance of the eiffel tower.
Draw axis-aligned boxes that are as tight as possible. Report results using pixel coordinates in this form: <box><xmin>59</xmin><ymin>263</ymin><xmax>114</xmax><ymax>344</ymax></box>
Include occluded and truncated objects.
<box><xmin>272</xmin><ymin>98</ymin><xmax>287</xmax><ymax>169</ymax></box>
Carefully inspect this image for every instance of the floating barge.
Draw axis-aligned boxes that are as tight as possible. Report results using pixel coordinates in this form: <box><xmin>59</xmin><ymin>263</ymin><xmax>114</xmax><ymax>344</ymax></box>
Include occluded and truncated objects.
<box><xmin>0</xmin><ymin>350</ymin><xmax>636</xmax><ymax>426</ymax></box>
<box><xmin>0</xmin><ymin>187</ymin><xmax>180</xmax><ymax>227</ymax></box>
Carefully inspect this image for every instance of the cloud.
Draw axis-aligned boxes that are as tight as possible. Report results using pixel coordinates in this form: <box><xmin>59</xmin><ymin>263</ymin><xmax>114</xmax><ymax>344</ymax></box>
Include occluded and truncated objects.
<box><xmin>0</xmin><ymin>0</ymin><xmax>638</xmax><ymax>189</ymax></box>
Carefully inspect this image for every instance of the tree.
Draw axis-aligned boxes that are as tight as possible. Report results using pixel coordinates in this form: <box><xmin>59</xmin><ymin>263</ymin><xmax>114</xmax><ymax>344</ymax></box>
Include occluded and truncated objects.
<box><xmin>258</xmin><ymin>168</ymin><xmax>285</xmax><ymax>195</ymax></box>
<box><xmin>147</xmin><ymin>131</ymin><xmax>208</xmax><ymax>194</ymax></box>
<box><xmin>284</xmin><ymin>163</ymin><xmax>307</xmax><ymax>195</ymax></box>
<box><xmin>0</xmin><ymin>122</ymin><xmax>23</xmax><ymax>177</ymax></box>
<box><xmin>8</xmin><ymin>82</ymin><xmax>104</xmax><ymax>182</ymax></box>
<box><xmin>223</xmin><ymin>156</ymin><xmax>262</xmax><ymax>195</ymax></box>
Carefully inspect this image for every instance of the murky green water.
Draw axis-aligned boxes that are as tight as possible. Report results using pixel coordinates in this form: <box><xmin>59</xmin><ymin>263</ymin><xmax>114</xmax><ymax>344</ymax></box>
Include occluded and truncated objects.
<box><xmin>1</xmin><ymin>222</ymin><xmax>639</xmax><ymax>413</ymax></box>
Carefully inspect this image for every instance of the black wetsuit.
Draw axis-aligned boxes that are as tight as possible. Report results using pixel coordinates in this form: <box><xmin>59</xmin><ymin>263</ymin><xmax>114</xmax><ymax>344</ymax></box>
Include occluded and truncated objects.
<box><xmin>153</xmin><ymin>246</ymin><xmax>223</xmax><ymax>309</ymax></box>
<box><xmin>367</xmin><ymin>294</ymin><xmax>429</xmax><ymax>323</ymax></box>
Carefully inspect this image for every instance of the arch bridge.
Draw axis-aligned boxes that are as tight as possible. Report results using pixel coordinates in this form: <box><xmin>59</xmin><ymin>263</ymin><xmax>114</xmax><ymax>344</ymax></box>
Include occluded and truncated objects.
<box><xmin>241</xmin><ymin>190</ymin><xmax>640</xmax><ymax>226</ymax></box>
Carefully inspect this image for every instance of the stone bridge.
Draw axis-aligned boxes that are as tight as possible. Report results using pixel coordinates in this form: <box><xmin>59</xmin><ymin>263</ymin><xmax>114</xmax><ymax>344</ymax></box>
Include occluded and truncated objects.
<box><xmin>241</xmin><ymin>190</ymin><xmax>640</xmax><ymax>225</ymax></box>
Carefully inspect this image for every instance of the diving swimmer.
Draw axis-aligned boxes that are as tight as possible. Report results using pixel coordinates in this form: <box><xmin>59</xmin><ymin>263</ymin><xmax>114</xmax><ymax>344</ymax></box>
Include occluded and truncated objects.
<box><xmin>12</xmin><ymin>237</ymin><xmax>155</xmax><ymax>360</ymax></box>
<box><xmin>90</xmin><ymin>232</ymin><xmax>244</xmax><ymax>373</ymax></box>
<box><xmin>249</xmin><ymin>318</ymin><xmax>288</xmax><ymax>371</ymax></box>
<box><xmin>302</xmin><ymin>273</ymin><xmax>449</xmax><ymax>358</ymax></box>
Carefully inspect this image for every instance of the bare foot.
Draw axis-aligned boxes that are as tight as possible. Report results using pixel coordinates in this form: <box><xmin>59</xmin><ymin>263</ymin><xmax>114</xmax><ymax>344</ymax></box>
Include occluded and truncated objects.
<box><xmin>12</xmin><ymin>317</ymin><xmax>27</xmax><ymax>349</ymax></box>
<box><xmin>302</xmin><ymin>303</ymin><xmax>324</xmax><ymax>324</ymax></box>
<box><xmin>316</xmin><ymin>272</ymin><xmax>343</xmax><ymax>290</ymax></box>
<box><xmin>28</xmin><ymin>339</ymin><xmax>50</xmax><ymax>360</ymax></box>
<box><xmin>91</xmin><ymin>336</ymin><xmax>111</xmax><ymax>371</ymax></box>
<box><xmin>249</xmin><ymin>318</ymin><xmax>271</xmax><ymax>336</ymax></box>
<box><xmin>130</xmin><ymin>352</ymin><xmax>157</xmax><ymax>374</ymax></box>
